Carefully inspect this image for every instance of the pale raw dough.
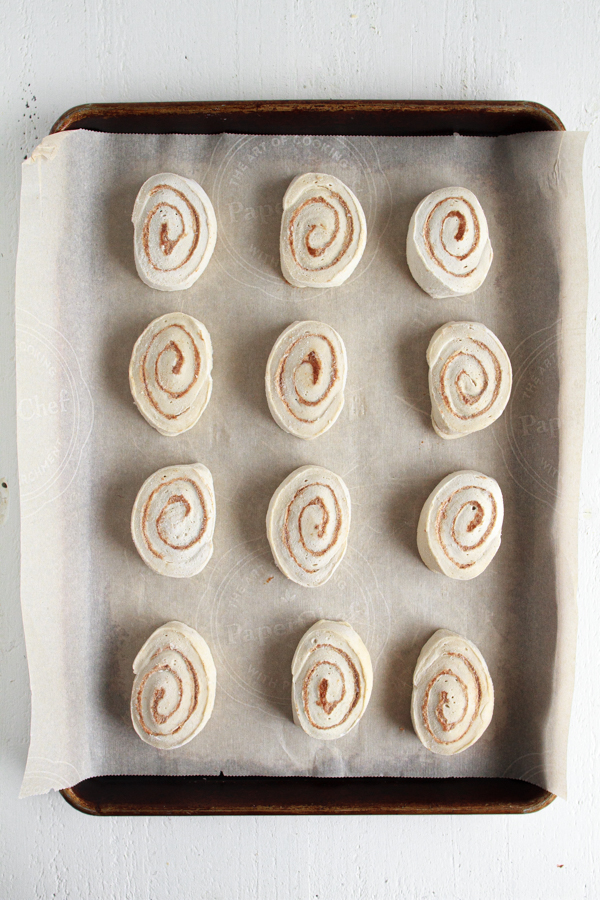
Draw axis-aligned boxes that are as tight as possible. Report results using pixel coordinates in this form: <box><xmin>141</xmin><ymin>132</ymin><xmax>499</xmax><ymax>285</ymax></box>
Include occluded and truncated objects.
<box><xmin>266</xmin><ymin>465</ymin><xmax>351</xmax><ymax>587</ymax></box>
<box><xmin>291</xmin><ymin>620</ymin><xmax>373</xmax><ymax>740</ymax></box>
<box><xmin>132</xmin><ymin>173</ymin><xmax>217</xmax><ymax>291</ymax></box>
<box><xmin>411</xmin><ymin>628</ymin><xmax>494</xmax><ymax>755</ymax></box>
<box><xmin>131</xmin><ymin>464</ymin><xmax>215</xmax><ymax>578</ymax></box>
<box><xmin>417</xmin><ymin>470</ymin><xmax>503</xmax><ymax>580</ymax></box>
<box><xmin>131</xmin><ymin>621</ymin><xmax>216</xmax><ymax>749</ymax></box>
<box><xmin>265</xmin><ymin>320</ymin><xmax>347</xmax><ymax>440</ymax></box>
<box><xmin>280</xmin><ymin>173</ymin><xmax>367</xmax><ymax>288</ymax></box>
<box><xmin>427</xmin><ymin>321</ymin><xmax>512</xmax><ymax>439</ymax></box>
<box><xmin>129</xmin><ymin>312</ymin><xmax>213</xmax><ymax>436</ymax></box>
<box><xmin>407</xmin><ymin>187</ymin><xmax>493</xmax><ymax>298</ymax></box>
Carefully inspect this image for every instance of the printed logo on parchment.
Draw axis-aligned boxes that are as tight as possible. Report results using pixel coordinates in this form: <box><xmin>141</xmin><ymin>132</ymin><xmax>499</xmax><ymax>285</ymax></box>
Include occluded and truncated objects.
<box><xmin>205</xmin><ymin>539</ymin><xmax>389</xmax><ymax>716</ymax></box>
<box><xmin>16</xmin><ymin>311</ymin><xmax>94</xmax><ymax>518</ymax></box>
<box><xmin>502</xmin><ymin>326</ymin><xmax>561</xmax><ymax>503</ymax></box>
<box><xmin>210</xmin><ymin>134</ymin><xmax>391</xmax><ymax>301</ymax></box>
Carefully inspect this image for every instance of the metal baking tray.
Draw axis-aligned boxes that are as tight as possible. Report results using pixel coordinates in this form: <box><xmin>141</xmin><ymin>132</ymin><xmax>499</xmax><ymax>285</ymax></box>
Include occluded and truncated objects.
<box><xmin>52</xmin><ymin>100</ymin><xmax>562</xmax><ymax>816</ymax></box>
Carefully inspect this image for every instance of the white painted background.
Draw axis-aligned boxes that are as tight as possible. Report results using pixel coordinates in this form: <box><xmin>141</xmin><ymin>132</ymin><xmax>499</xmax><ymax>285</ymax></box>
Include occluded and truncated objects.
<box><xmin>1</xmin><ymin>1</ymin><xmax>599</xmax><ymax>897</ymax></box>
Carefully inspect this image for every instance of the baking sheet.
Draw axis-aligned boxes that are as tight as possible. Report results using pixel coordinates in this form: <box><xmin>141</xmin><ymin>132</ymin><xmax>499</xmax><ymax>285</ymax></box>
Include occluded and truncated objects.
<box><xmin>15</xmin><ymin>129</ymin><xmax>587</xmax><ymax>798</ymax></box>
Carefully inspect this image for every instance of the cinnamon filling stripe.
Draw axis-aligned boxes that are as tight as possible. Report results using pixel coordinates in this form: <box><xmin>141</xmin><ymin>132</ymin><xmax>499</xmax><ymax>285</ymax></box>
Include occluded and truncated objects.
<box><xmin>439</xmin><ymin>340</ymin><xmax>502</xmax><ymax>420</ymax></box>
<box><xmin>275</xmin><ymin>333</ymin><xmax>338</xmax><ymax>421</ymax></box>
<box><xmin>140</xmin><ymin>324</ymin><xmax>202</xmax><ymax>420</ymax></box>
<box><xmin>421</xmin><ymin>652</ymin><xmax>482</xmax><ymax>744</ymax></box>
<box><xmin>435</xmin><ymin>487</ymin><xmax>497</xmax><ymax>569</ymax></box>
<box><xmin>135</xmin><ymin>646</ymin><xmax>202</xmax><ymax>737</ymax></box>
<box><xmin>423</xmin><ymin>196</ymin><xmax>481</xmax><ymax>277</ymax></box>
<box><xmin>141</xmin><ymin>184</ymin><xmax>201</xmax><ymax>272</ymax></box>
<box><xmin>281</xmin><ymin>483</ymin><xmax>342</xmax><ymax>574</ymax></box>
<box><xmin>288</xmin><ymin>191</ymin><xmax>354</xmax><ymax>272</ymax></box>
<box><xmin>142</xmin><ymin>477</ymin><xmax>208</xmax><ymax>559</ymax></box>
<box><xmin>302</xmin><ymin>644</ymin><xmax>361</xmax><ymax>730</ymax></box>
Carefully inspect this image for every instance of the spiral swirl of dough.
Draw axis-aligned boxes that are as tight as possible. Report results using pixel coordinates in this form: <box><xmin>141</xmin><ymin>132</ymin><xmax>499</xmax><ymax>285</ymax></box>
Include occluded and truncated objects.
<box><xmin>411</xmin><ymin>629</ymin><xmax>494</xmax><ymax>755</ymax></box>
<box><xmin>131</xmin><ymin>464</ymin><xmax>215</xmax><ymax>578</ymax></box>
<box><xmin>132</xmin><ymin>173</ymin><xmax>217</xmax><ymax>291</ymax></box>
<box><xmin>291</xmin><ymin>620</ymin><xmax>373</xmax><ymax>740</ymax></box>
<box><xmin>131</xmin><ymin>621</ymin><xmax>216</xmax><ymax>749</ymax></box>
<box><xmin>129</xmin><ymin>313</ymin><xmax>213</xmax><ymax>436</ymax></box>
<box><xmin>407</xmin><ymin>187</ymin><xmax>493</xmax><ymax>298</ymax></box>
<box><xmin>266</xmin><ymin>465</ymin><xmax>351</xmax><ymax>587</ymax></box>
<box><xmin>417</xmin><ymin>471</ymin><xmax>503</xmax><ymax>580</ymax></box>
<box><xmin>427</xmin><ymin>322</ymin><xmax>512</xmax><ymax>439</ymax></box>
<box><xmin>280</xmin><ymin>173</ymin><xmax>367</xmax><ymax>288</ymax></box>
<box><xmin>265</xmin><ymin>320</ymin><xmax>347</xmax><ymax>440</ymax></box>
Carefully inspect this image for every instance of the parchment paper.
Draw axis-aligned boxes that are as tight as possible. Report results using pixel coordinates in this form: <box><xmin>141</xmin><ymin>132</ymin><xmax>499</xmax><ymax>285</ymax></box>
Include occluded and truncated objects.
<box><xmin>15</xmin><ymin>129</ymin><xmax>587</xmax><ymax>798</ymax></box>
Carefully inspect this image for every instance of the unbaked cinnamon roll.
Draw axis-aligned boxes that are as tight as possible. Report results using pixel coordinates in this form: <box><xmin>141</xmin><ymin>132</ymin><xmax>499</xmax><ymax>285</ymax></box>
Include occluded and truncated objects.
<box><xmin>132</xmin><ymin>173</ymin><xmax>217</xmax><ymax>291</ymax></box>
<box><xmin>266</xmin><ymin>465</ymin><xmax>351</xmax><ymax>587</ymax></box>
<box><xmin>411</xmin><ymin>629</ymin><xmax>494</xmax><ymax>755</ymax></box>
<box><xmin>280</xmin><ymin>173</ymin><xmax>367</xmax><ymax>288</ymax></box>
<box><xmin>292</xmin><ymin>620</ymin><xmax>372</xmax><ymax>740</ymax></box>
<box><xmin>131</xmin><ymin>621</ymin><xmax>216</xmax><ymax>749</ymax></box>
<box><xmin>131</xmin><ymin>464</ymin><xmax>215</xmax><ymax>578</ymax></box>
<box><xmin>265</xmin><ymin>320</ymin><xmax>347</xmax><ymax>440</ymax></box>
<box><xmin>427</xmin><ymin>321</ymin><xmax>512</xmax><ymax>439</ymax></box>
<box><xmin>417</xmin><ymin>471</ymin><xmax>503</xmax><ymax>580</ymax></box>
<box><xmin>407</xmin><ymin>187</ymin><xmax>493</xmax><ymax>298</ymax></box>
<box><xmin>129</xmin><ymin>313</ymin><xmax>213</xmax><ymax>436</ymax></box>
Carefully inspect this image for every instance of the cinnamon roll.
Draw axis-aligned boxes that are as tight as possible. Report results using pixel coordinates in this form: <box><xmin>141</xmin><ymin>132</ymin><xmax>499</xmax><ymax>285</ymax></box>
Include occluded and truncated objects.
<box><xmin>129</xmin><ymin>313</ymin><xmax>213</xmax><ymax>436</ymax></box>
<box><xmin>132</xmin><ymin>173</ymin><xmax>217</xmax><ymax>291</ymax></box>
<box><xmin>265</xmin><ymin>320</ymin><xmax>347</xmax><ymax>440</ymax></box>
<box><xmin>280</xmin><ymin>173</ymin><xmax>367</xmax><ymax>288</ymax></box>
<box><xmin>131</xmin><ymin>464</ymin><xmax>215</xmax><ymax>578</ymax></box>
<box><xmin>131</xmin><ymin>621</ymin><xmax>216</xmax><ymax>749</ymax></box>
<box><xmin>292</xmin><ymin>620</ymin><xmax>372</xmax><ymax>740</ymax></box>
<box><xmin>407</xmin><ymin>187</ymin><xmax>493</xmax><ymax>298</ymax></box>
<box><xmin>411</xmin><ymin>629</ymin><xmax>494</xmax><ymax>755</ymax></box>
<box><xmin>266</xmin><ymin>465</ymin><xmax>351</xmax><ymax>587</ymax></box>
<box><xmin>427</xmin><ymin>322</ymin><xmax>512</xmax><ymax>439</ymax></box>
<box><xmin>417</xmin><ymin>471</ymin><xmax>503</xmax><ymax>580</ymax></box>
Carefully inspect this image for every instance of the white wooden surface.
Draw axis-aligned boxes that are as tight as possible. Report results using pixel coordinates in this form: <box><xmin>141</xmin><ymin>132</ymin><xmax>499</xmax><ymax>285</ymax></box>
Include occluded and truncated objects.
<box><xmin>1</xmin><ymin>1</ymin><xmax>599</xmax><ymax>897</ymax></box>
